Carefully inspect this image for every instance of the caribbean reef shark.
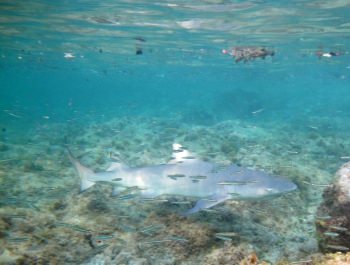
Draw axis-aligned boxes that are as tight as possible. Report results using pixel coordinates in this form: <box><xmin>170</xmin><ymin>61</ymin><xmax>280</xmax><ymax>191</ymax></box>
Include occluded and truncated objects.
<box><xmin>68</xmin><ymin>144</ymin><xmax>297</xmax><ymax>216</ymax></box>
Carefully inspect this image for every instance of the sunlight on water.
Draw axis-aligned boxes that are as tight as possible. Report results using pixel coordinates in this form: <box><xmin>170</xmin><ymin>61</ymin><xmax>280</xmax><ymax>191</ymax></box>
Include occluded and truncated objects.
<box><xmin>1</xmin><ymin>0</ymin><xmax>350</xmax><ymax>264</ymax></box>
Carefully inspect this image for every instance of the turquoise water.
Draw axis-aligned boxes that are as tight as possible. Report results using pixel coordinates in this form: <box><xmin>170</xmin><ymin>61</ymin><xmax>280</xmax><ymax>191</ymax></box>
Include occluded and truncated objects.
<box><xmin>1</xmin><ymin>1</ymin><xmax>350</xmax><ymax>264</ymax></box>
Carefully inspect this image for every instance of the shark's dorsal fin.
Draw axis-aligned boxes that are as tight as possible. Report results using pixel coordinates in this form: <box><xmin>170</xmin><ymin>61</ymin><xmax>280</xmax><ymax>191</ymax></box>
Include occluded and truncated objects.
<box><xmin>168</xmin><ymin>143</ymin><xmax>197</xmax><ymax>164</ymax></box>
<box><xmin>107</xmin><ymin>162</ymin><xmax>127</xmax><ymax>171</ymax></box>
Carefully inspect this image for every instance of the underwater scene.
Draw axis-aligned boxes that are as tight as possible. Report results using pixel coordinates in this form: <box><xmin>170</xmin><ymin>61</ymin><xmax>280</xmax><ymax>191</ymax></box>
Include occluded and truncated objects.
<box><xmin>1</xmin><ymin>0</ymin><xmax>350</xmax><ymax>264</ymax></box>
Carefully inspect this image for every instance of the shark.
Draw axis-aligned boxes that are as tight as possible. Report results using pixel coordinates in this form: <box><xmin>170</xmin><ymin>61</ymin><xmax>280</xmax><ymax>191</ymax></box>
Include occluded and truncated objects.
<box><xmin>68</xmin><ymin>143</ymin><xmax>297</xmax><ymax>216</ymax></box>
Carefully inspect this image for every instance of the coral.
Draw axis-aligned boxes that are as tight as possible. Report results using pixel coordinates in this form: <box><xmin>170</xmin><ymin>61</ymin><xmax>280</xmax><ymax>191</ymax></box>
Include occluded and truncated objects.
<box><xmin>203</xmin><ymin>243</ymin><xmax>268</xmax><ymax>265</ymax></box>
<box><xmin>316</xmin><ymin>162</ymin><xmax>350</xmax><ymax>253</ymax></box>
<box><xmin>87</xmin><ymin>199</ymin><xmax>110</xmax><ymax>213</ymax></box>
<box><xmin>310</xmin><ymin>252</ymin><xmax>350</xmax><ymax>265</ymax></box>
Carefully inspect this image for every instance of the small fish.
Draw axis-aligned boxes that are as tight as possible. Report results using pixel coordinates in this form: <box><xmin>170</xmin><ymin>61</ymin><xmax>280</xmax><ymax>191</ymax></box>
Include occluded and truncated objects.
<box><xmin>55</xmin><ymin>222</ymin><xmax>92</xmax><ymax>233</ymax></box>
<box><xmin>0</xmin><ymin>159</ymin><xmax>17</xmax><ymax>163</ymax></box>
<box><xmin>202</xmin><ymin>199</ymin><xmax>217</xmax><ymax>202</ymax></box>
<box><xmin>183</xmin><ymin>156</ymin><xmax>196</xmax><ymax>159</ymax></box>
<box><xmin>192</xmin><ymin>180</ymin><xmax>200</xmax><ymax>183</ymax></box>
<box><xmin>141</xmin><ymin>239</ymin><xmax>173</xmax><ymax>245</ymax></box>
<box><xmin>171</xmin><ymin>201</ymin><xmax>191</xmax><ymax>205</ymax></box>
<box><xmin>215</xmin><ymin>235</ymin><xmax>232</xmax><ymax>241</ymax></box>
<box><xmin>302</xmin><ymin>180</ymin><xmax>331</xmax><ymax>187</ymax></box>
<box><xmin>326</xmin><ymin>244</ymin><xmax>349</xmax><ymax>251</ymax></box>
<box><xmin>7</xmin><ymin>237</ymin><xmax>29</xmax><ymax>243</ymax></box>
<box><xmin>119</xmin><ymin>224</ymin><xmax>136</xmax><ymax>232</ymax></box>
<box><xmin>340</xmin><ymin>156</ymin><xmax>350</xmax><ymax>160</ymax></box>
<box><xmin>140</xmin><ymin>198</ymin><xmax>169</xmax><ymax>203</ymax></box>
<box><xmin>69</xmin><ymin>225</ymin><xmax>92</xmax><ymax>233</ymax></box>
<box><xmin>166</xmin><ymin>236</ymin><xmax>189</xmax><ymax>242</ymax></box>
<box><xmin>324</xmin><ymin>231</ymin><xmax>339</xmax><ymax>237</ymax></box>
<box><xmin>218</xmin><ymin>180</ymin><xmax>258</xmax><ymax>186</ymax></box>
<box><xmin>290</xmin><ymin>260</ymin><xmax>312</xmax><ymax>265</ymax></box>
<box><xmin>93</xmin><ymin>244</ymin><xmax>109</xmax><ymax>253</ymax></box>
<box><xmin>189</xmin><ymin>175</ymin><xmax>207</xmax><ymax>180</ymax></box>
<box><xmin>140</xmin><ymin>224</ymin><xmax>164</xmax><ymax>234</ymax></box>
<box><xmin>111</xmin><ymin>178</ymin><xmax>122</xmax><ymax>181</ymax></box>
<box><xmin>329</xmin><ymin>225</ymin><xmax>348</xmax><ymax>232</ymax></box>
<box><xmin>6</xmin><ymin>112</ymin><xmax>22</xmax><ymax>118</ymax></box>
<box><xmin>5</xmin><ymin>214</ymin><xmax>26</xmax><ymax>219</ymax></box>
<box><xmin>252</xmin><ymin>108</ymin><xmax>264</xmax><ymax>114</ymax></box>
<box><xmin>94</xmin><ymin>235</ymin><xmax>114</xmax><ymax>240</ymax></box>
<box><xmin>229</xmin><ymin>192</ymin><xmax>241</xmax><ymax>197</ymax></box>
<box><xmin>167</xmin><ymin>174</ymin><xmax>186</xmax><ymax>180</ymax></box>
<box><xmin>116</xmin><ymin>194</ymin><xmax>136</xmax><ymax>200</ymax></box>
<box><xmin>215</xmin><ymin>232</ymin><xmax>237</xmax><ymax>237</ymax></box>
<box><xmin>202</xmin><ymin>209</ymin><xmax>219</xmax><ymax>213</ymax></box>
<box><xmin>315</xmin><ymin>215</ymin><xmax>332</xmax><ymax>220</ymax></box>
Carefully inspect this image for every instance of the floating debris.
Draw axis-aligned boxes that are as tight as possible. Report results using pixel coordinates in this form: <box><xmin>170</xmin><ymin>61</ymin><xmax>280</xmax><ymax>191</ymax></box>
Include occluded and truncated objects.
<box><xmin>64</xmin><ymin>52</ymin><xmax>75</xmax><ymax>59</ymax></box>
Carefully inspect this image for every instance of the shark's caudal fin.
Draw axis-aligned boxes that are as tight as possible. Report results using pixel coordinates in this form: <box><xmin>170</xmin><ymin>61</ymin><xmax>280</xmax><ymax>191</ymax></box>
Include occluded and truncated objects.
<box><xmin>67</xmin><ymin>148</ymin><xmax>96</xmax><ymax>192</ymax></box>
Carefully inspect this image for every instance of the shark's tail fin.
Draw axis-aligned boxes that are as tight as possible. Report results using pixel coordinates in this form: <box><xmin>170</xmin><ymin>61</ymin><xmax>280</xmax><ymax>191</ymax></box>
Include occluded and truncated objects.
<box><xmin>67</xmin><ymin>148</ymin><xmax>96</xmax><ymax>192</ymax></box>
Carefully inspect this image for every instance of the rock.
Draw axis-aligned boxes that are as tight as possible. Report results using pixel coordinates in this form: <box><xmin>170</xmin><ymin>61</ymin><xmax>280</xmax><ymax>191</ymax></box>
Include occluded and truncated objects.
<box><xmin>0</xmin><ymin>142</ymin><xmax>9</xmax><ymax>152</ymax></box>
<box><xmin>316</xmin><ymin>161</ymin><xmax>350</xmax><ymax>253</ymax></box>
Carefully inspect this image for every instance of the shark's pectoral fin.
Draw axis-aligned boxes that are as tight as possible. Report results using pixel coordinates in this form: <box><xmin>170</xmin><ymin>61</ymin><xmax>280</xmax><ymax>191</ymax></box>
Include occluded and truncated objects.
<box><xmin>139</xmin><ymin>189</ymin><xmax>162</xmax><ymax>198</ymax></box>
<box><xmin>183</xmin><ymin>193</ymin><xmax>231</xmax><ymax>216</ymax></box>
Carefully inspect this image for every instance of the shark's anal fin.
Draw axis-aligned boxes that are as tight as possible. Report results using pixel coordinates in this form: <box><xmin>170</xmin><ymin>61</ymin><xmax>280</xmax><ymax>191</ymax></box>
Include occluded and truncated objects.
<box><xmin>183</xmin><ymin>193</ymin><xmax>231</xmax><ymax>216</ymax></box>
<box><xmin>67</xmin><ymin>148</ymin><xmax>96</xmax><ymax>192</ymax></box>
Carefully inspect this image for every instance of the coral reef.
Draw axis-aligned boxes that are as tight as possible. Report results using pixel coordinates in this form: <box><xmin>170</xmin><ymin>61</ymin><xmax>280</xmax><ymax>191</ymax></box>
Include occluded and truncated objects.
<box><xmin>316</xmin><ymin>162</ymin><xmax>350</xmax><ymax>253</ymax></box>
<box><xmin>1</xmin><ymin>116</ymin><xmax>350</xmax><ymax>264</ymax></box>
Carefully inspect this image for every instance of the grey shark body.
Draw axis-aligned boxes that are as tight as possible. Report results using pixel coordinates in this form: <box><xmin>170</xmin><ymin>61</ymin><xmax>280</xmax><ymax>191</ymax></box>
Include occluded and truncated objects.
<box><xmin>69</xmin><ymin>144</ymin><xmax>297</xmax><ymax>215</ymax></box>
